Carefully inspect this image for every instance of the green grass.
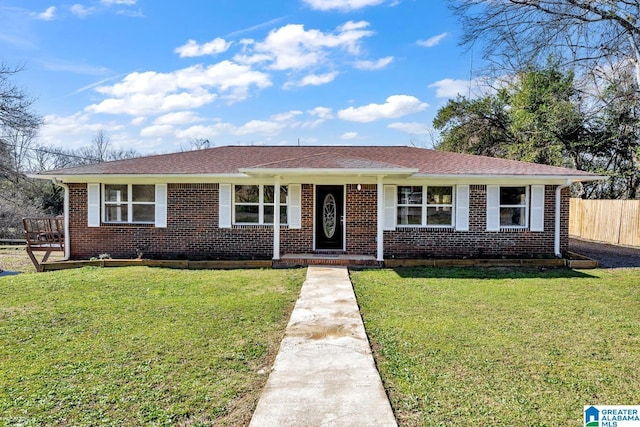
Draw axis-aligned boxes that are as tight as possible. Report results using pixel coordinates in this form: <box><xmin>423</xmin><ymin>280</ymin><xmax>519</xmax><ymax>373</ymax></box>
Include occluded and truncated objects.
<box><xmin>351</xmin><ymin>268</ymin><xmax>640</xmax><ymax>427</ymax></box>
<box><xmin>0</xmin><ymin>266</ymin><xmax>305</xmax><ymax>426</ymax></box>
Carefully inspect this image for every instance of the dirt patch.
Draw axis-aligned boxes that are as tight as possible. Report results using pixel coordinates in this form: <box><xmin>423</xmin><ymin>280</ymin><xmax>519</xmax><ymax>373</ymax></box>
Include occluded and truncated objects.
<box><xmin>569</xmin><ymin>238</ymin><xmax>640</xmax><ymax>268</ymax></box>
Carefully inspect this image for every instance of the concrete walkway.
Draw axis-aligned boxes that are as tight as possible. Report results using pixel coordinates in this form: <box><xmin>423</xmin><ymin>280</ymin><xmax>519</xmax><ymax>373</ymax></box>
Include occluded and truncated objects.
<box><xmin>250</xmin><ymin>266</ymin><xmax>397</xmax><ymax>427</ymax></box>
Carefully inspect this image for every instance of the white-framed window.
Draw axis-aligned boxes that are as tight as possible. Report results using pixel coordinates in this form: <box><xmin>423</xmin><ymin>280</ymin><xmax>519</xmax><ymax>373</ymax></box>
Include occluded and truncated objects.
<box><xmin>397</xmin><ymin>185</ymin><xmax>454</xmax><ymax>227</ymax></box>
<box><xmin>234</xmin><ymin>185</ymin><xmax>288</xmax><ymax>225</ymax></box>
<box><xmin>499</xmin><ymin>186</ymin><xmax>528</xmax><ymax>227</ymax></box>
<box><xmin>397</xmin><ymin>186</ymin><xmax>422</xmax><ymax>225</ymax></box>
<box><xmin>103</xmin><ymin>184</ymin><xmax>156</xmax><ymax>223</ymax></box>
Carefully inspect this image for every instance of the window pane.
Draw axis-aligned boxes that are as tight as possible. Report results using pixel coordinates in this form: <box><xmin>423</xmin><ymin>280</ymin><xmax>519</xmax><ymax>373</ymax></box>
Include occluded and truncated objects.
<box><xmin>105</xmin><ymin>185</ymin><xmax>128</xmax><ymax>203</ymax></box>
<box><xmin>132</xmin><ymin>185</ymin><xmax>155</xmax><ymax>202</ymax></box>
<box><xmin>500</xmin><ymin>207</ymin><xmax>525</xmax><ymax>226</ymax></box>
<box><xmin>105</xmin><ymin>204</ymin><xmax>128</xmax><ymax>222</ymax></box>
<box><xmin>280</xmin><ymin>206</ymin><xmax>288</xmax><ymax>224</ymax></box>
<box><xmin>427</xmin><ymin>206</ymin><xmax>452</xmax><ymax>225</ymax></box>
<box><xmin>280</xmin><ymin>186</ymin><xmax>288</xmax><ymax>204</ymax></box>
<box><xmin>132</xmin><ymin>204</ymin><xmax>155</xmax><ymax>222</ymax></box>
<box><xmin>264</xmin><ymin>205</ymin><xmax>274</xmax><ymax>223</ymax></box>
<box><xmin>397</xmin><ymin>206</ymin><xmax>422</xmax><ymax>225</ymax></box>
<box><xmin>500</xmin><ymin>187</ymin><xmax>526</xmax><ymax>205</ymax></box>
<box><xmin>235</xmin><ymin>185</ymin><xmax>259</xmax><ymax>203</ymax></box>
<box><xmin>427</xmin><ymin>186</ymin><xmax>452</xmax><ymax>204</ymax></box>
<box><xmin>398</xmin><ymin>186</ymin><xmax>422</xmax><ymax>204</ymax></box>
<box><xmin>236</xmin><ymin>205</ymin><xmax>259</xmax><ymax>223</ymax></box>
<box><xmin>264</xmin><ymin>186</ymin><xmax>275</xmax><ymax>203</ymax></box>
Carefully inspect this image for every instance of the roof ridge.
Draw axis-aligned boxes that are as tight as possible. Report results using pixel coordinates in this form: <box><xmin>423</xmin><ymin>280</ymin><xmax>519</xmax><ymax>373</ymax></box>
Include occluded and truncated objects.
<box><xmin>247</xmin><ymin>151</ymin><xmax>331</xmax><ymax>168</ymax></box>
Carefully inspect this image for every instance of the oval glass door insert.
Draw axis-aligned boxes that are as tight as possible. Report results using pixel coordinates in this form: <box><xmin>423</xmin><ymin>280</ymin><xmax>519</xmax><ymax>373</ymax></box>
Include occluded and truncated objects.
<box><xmin>322</xmin><ymin>194</ymin><xmax>337</xmax><ymax>238</ymax></box>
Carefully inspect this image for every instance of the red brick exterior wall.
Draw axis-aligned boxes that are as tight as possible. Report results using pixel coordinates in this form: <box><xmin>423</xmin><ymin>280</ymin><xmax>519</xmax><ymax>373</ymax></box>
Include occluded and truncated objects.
<box><xmin>69</xmin><ymin>183</ymin><xmax>273</xmax><ymax>260</ymax></box>
<box><xmin>67</xmin><ymin>182</ymin><xmax>569</xmax><ymax>260</ymax></box>
<box><xmin>280</xmin><ymin>184</ymin><xmax>314</xmax><ymax>254</ymax></box>
<box><xmin>384</xmin><ymin>185</ymin><xmax>566</xmax><ymax>259</ymax></box>
<box><xmin>345</xmin><ymin>184</ymin><xmax>377</xmax><ymax>256</ymax></box>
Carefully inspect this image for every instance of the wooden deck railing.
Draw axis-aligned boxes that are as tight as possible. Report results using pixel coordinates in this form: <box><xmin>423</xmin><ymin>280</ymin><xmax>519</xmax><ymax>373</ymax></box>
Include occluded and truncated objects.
<box><xmin>23</xmin><ymin>217</ymin><xmax>65</xmax><ymax>271</ymax></box>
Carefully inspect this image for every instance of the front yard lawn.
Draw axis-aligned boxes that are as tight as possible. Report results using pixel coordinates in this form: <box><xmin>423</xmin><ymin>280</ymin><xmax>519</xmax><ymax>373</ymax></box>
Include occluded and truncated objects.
<box><xmin>0</xmin><ymin>266</ymin><xmax>305</xmax><ymax>426</ymax></box>
<box><xmin>351</xmin><ymin>268</ymin><xmax>640</xmax><ymax>426</ymax></box>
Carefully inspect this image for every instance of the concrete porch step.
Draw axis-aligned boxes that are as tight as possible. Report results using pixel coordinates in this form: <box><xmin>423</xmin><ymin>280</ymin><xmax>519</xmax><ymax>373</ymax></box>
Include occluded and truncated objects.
<box><xmin>275</xmin><ymin>254</ymin><xmax>382</xmax><ymax>268</ymax></box>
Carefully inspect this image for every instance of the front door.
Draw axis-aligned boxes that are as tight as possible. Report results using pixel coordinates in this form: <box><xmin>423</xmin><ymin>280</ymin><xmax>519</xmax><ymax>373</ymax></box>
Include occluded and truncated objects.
<box><xmin>315</xmin><ymin>185</ymin><xmax>344</xmax><ymax>250</ymax></box>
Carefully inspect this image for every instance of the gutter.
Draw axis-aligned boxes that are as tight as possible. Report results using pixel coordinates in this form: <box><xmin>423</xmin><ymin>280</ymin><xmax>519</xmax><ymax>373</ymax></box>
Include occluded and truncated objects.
<box><xmin>555</xmin><ymin>179</ymin><xmax>572</xmax><ymax>258</ymax></box>
<box><xmin>53</xmin><ymin>179</ymin><xmax>70</xmax><ymax>261</ymax></box>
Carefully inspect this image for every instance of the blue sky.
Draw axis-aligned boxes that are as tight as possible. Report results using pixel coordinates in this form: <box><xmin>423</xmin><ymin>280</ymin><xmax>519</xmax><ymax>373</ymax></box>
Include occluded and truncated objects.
<box><xmin>2</xmin><ymin>0</ymin><xmax>480</xmax><ymax>154</ymax></box>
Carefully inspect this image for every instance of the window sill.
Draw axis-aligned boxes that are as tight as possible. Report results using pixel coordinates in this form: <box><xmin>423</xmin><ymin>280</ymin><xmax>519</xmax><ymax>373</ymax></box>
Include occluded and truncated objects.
<box><xmin>101</xmin><ymin>222</ymin><xmax>155</xmax><ymax>227</ymax></box>
<box><xmin>396</xmin><ymin>226</ymin><xmax>455</xmax><ymax>231</ymax></box>
<box><xmin>499</xmin><ymin>227</ymin><xmax>529</xmax><ymax>232</ymax></box>
<box><xmin>232</xmin><ymin>224</ymin><xmax>290</xmax><ymax>228</ymax></box>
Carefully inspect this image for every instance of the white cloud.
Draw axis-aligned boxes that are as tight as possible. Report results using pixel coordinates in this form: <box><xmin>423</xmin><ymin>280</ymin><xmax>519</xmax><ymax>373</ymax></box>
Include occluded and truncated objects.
<box><xmin>388</xmin><ymin>122</ymin><xmax>429</xmax><ymax>134</ymax></box>
<box><xmin>31</xmin><ymin>6</ymin><xmax>56</xmax><ymax>21</ymax></box>
<box><xmin>40</xmin><ymin>113</ymin><xmax>124</xmax><ymax>147</ymax></box>
<box><xmin>428</xmin><ymin>77</ymin><xmax>496</xmax><ymax>99</ymax></box>
<box><xmin>285</xmin><ymin>71</ymin><xmax>339</xmax><ymax>88</ymax></box>
<box><xmin>234</xmin><ymin>120</ymin><xmax>285</xmax><ymax>136</ymax></box>
<box><xmin>309</xmin><ymin>106</ymin><xmax>334</xmax><ymax>119</ymax></box>
<box><xmin>154</xmin><ymin>111</ymin><xmax>201</xmax><ymax>126</ymax></box>
<box><xmin>302</xmin><ymin>106</ymin><xmax>333</xmax><ymax>128</ymax></box>
<box><xmin>86</xmin><ymin>91</ymin><xmax>217</xmax><ymax>116</ymax></box>
<box><xmin>101</xmin><ymin>0</ymin><xmax>136</xmax><ymax>5</ymax></box>
<box><xmin>70</xmin><ymin>4</ymin><xmax>94</xmax><ymax>17</ymax></box>
<box><xmin>417</xmin><ymin>32</ymin><xmax>449</xmax><ymax>48</ymax></box>
<box><xmin>341</xmin><ymin>132</ymin><xmax>359</xmax><ymax>140</ymax></box>
<box><xmin>175</xmin><ymin>124</ymin><xmax>228</xmax><ymax>140</ymax></box>
<box><xmin>87</xmin><ymin>61</ymin><xmax>271</xmax><ymax>116</ymax></box>
<box><xmin>354</xmin><ymin>56</ymin><xmax>393</xmax><ymax>70</ymax></box>
<box><xmin>140</xmin><ymin>124</ymin><xmax>174</xmax><ymax>137</ymax></box>
<box><xmin>301</xmin><ymin>119</ymin><xmax>325</xmax><ymax>129</ymax></box>
<box><xmin>131</xmin><ymin>117</ymin><xmax>146</xmax><ymax>126</ymax></box>
<box><xmin>247</xmin><ymin>21</ymin><xmax>374</xmax><ymax>71</ymax></box>
<box><xmin>429</xmin><ymin>78</ymin><xmax>470</xmax><ymax>98</ymax></box>
<box><xmin>175</xmin><ymin>38</ymin><xmax>232</xmax><ymax>58</ymax></box>
<box><xmin>338</xmin><ymin>95</ymin><xmax>428</xmax><ymax>122</ymax></box>
<box><xmin>271</xmin><ymin>111</ymin><xmax>303</xmax><ymax>122</ymax></box>
<box><xmin>175</xmin><ymin>119</ymin><xmax>286</xmax><ymax>139</ymax></box>
<box><xmin>303</xmin><ymin>0</ymin><xmax>386</xmax><ymax>12</ymax></box>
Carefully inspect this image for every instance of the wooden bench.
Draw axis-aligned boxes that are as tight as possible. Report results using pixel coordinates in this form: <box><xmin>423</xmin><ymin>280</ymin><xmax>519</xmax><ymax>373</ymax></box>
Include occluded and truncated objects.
<box><xmin>23</xmin><ymin>217</ymin><xmax>65</xmax><ymax>271</ymax></box>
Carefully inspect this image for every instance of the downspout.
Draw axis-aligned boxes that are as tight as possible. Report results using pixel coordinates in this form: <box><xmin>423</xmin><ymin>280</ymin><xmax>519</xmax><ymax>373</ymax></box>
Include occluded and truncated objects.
<box><xmin>554</xmin><ymin>179</ymin><xmax>572</xmax><ymax>258</ymax></box>
<box><xmin>52</xmin><ymin>179</ymin><xmax>70</xmax><ymax>261</ymax></box>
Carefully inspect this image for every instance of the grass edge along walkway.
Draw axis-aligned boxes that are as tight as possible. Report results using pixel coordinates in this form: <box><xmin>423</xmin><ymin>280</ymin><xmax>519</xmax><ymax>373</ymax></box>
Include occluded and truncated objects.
<box><xmin>351</xmin><ymin>267</ymin><xmax>640</xmax><ymax>427</ymax></box>
<box><xmin>0</xmin><ymin>266</ymin><xmax>306</xmax><ymax>426</ymax></box>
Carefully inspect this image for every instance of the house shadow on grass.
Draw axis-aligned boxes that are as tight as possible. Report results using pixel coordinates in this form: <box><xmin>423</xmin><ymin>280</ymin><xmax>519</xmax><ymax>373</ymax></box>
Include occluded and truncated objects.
<box><xmin>392</xmin><ymin>266</ymin><xmax>595</xmax><ymax>280</ymax></box>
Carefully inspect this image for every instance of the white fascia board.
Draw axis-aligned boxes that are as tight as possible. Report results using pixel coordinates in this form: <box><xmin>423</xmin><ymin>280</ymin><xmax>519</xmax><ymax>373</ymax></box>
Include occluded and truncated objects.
<box><xmin>28</xmin><ymin>173</ymin><xmax>249</xmax><ymax>184</ymax></box>
<box><xmin>406</xmin><ymin>174</ymin><xmax>607</xmax><ymax>184</ymax></box>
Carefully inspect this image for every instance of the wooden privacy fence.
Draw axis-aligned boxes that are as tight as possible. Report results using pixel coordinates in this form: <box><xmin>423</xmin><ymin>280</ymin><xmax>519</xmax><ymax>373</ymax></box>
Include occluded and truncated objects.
<box><xmin>570</xmin><ymin>198</ymin><xmax>640</xmax><ymax>247</ymax></box>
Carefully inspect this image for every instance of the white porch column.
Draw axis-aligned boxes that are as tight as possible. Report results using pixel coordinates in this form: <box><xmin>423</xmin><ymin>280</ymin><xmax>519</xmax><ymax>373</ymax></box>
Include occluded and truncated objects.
<box><xmin>273</xmin><ymin>176</ymin><xmax>281</xmax><ymax>260</ymax></box>
<box><xmin>377</xmin><ymin>175</ymin><xmax>384</xmax><ymax>262</ymax></box>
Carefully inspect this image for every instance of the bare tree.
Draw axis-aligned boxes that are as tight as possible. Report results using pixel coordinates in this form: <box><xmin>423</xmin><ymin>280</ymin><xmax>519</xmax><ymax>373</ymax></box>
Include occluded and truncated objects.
<box><xmin>0</xmin><ymin>63</ymin><xmax>42</xmax><ymax>131</ymax></box>
<box><xmin>1</xmin><ymin>63</ymin><xmax>42</xmax><ymax>180</ymax></box>
<box><xmin>181</xmin><ymin>138</ymin><xmax>212</xmax><ymax>151</ymax></box>
<box><xmin>3</xmin><ymin>126</ymin><xmax>38</xmax><ymax>180</ymax></box>
<box><xmin>76</xmin><ymin>129</ymin><xmax>138</xmax><ymax>164</ymax></box>
<box><xmin>450</xmin><ymin>0</ymin><xmax>640</xmax><ymax>88</ymax></box>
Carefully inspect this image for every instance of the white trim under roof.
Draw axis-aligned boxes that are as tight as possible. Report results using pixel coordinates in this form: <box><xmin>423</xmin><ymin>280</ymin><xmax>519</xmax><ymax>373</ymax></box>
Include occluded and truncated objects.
<box><xmin>30</xmin><ymin>172</ymin><xmax>606</xmax><ymax>185</ymax></box>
